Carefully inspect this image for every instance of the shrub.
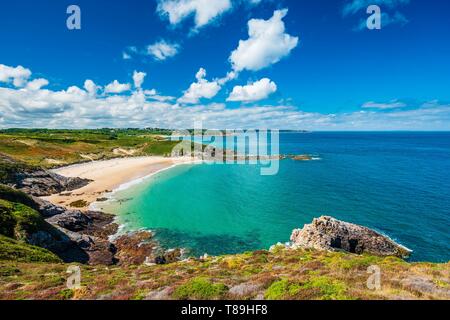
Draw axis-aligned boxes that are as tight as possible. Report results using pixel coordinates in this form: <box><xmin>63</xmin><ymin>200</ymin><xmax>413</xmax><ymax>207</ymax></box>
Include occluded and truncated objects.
<box><xmin>0</xmin><ymin>199</ymin><xmax>45</xmax><ymax>240</ymax></box>
<box><xmin>0</xmin><ymin>235</ymin><xmax>61</xmax><ymax>263</ymax></box>
<box><xmin>0</xmin><ymin>184</ymin><xmax>37</xmax><ymax>209</ymax></box>
<box><xmin>173</xmin><ymin>277</ymin><xmax>228</xmax><ymax>300</ymax></box>
<box><xmin>264</xmin><ymin>279</ymin><xmax>301</xmax><ymax>300</ymax></box>
<box><xmin>302</xmin><ymin>276</ymin><xmax>348</xmax><ymax>300</ymax></box>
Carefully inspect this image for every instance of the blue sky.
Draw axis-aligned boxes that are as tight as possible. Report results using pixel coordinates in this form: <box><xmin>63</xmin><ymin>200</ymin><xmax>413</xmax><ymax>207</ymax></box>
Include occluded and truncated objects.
<box><xmin>0</xmin><ymin>0</ymin><xmax>449</xmax><ymax>130</ymax></box>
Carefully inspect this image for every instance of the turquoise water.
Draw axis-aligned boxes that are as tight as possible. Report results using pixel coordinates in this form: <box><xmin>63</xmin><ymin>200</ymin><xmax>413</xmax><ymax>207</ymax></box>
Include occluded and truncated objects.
<box><xmin>102</xmin><ymin>132</ymin><xmax>450</xmax><ymax>262</ymax></box>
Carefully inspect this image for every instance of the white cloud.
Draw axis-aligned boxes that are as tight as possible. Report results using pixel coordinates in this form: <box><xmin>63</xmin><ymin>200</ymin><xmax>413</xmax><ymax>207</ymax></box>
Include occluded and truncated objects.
<box><xmin>147</xmin><ymin>40</ymin><xmax>180</xmax><ymax>61</ymax></box>
<box><xmin>133</xmin><ymin>71</ymin><xmax>147</xmax><ymax>89</ymax></box>
<box><xmin>227</xmin><ymin>78</ymin><xmax>277</xmax><ymax>102</ymax></box>
<box><xmin>26</xmin><ymin>78</ymin><xmax>49</xmax><ymax>91</ymax></box>
<box><xmin>230</xmin><ymin>9</ymin><xmax>298</xmax><ymax>72</ymax></box>
<box><xmin>178</xmin><ymin>68</ymin><xmax>221</xmax><ymax>104</ymax></box>
<box><xmin>0</xmin><ymin>64</ymin><xmax>32</xmax><ymax>87</ymax></box>
<box><xmin>122</xmin><ymin>52</ymin><xmax>132</xmax><ymax>60</ymax></box>
<box><xmin>1</xmin><ymin>63</ymin><xmax>449</xmax><ymax>131</ymax></box>
<box><xmin>362</xmin><ymin>100</ymin><xmax>407</xmax><ymax>110</ymax></box>
<box><xmin>157</xmin><ymin>0</ymin><xmax>232</xmax><ymax>29</ymax></box>
<box><xmin>104</xmin><ymin>80</ymin><xmax>131</xmax><ymax>94</ymax></box>
<box><xmin>84</xmin><ymin>80</ymin><xmax>101</xmax><ymax>96</ymax></box>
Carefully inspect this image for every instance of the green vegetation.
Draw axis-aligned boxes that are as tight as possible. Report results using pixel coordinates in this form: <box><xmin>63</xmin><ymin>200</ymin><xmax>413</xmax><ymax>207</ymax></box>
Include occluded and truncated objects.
<box><xmin>0</xmin><ymin>247</ymin><xmax>448</xmax><ymax>300</ymax></box>
<box><xmin>301</xmin><ymin>276</ymin><xmax>349</xmax><ymax>300</ymax></box>
<box><xmin>264</xmin><ymin>279</ymin><xmax>302</xmax><ymax>300</ymax></box>
<box><xmin>0</xmin><ymin>195</ymin><xmax>63</xmax><ymax>264</ymax></box>
<box><xmin>0</xmin><ymin>199</ymin><xmax>51</xmax><ymax>241</ymax></box>
<box><xmin>0</xmin><ymin>128</ymin><xmax>178</xmax><ymax>168</ymax></box>
<box><xmin>0</xmin><ymin>235</ymin><xmax>61</xmax><ymax>263</ymax></box>
<box><xmin>173</xmin><ymin>277</ymin><xmax>228</xmax><ymax>300</ymax></box>
<box><xmin>0</xmin><ymin>184</ymin><xmax>37</xmax><ymax>210</ymax></box>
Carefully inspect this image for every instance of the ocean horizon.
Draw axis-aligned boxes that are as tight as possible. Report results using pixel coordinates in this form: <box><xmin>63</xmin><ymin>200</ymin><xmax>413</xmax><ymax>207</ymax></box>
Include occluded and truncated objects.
<box><xmin>101</xmin><ymin>132</ymin><xmax>450</xmax><ymax>263</ymax></box>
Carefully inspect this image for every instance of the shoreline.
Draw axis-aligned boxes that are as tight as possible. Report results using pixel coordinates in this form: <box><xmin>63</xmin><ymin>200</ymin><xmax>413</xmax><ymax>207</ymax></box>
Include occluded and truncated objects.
<box><xmin>42</xmin><ymin>156</ymin><xmax>201</xmax><ymax>211</ymax></box>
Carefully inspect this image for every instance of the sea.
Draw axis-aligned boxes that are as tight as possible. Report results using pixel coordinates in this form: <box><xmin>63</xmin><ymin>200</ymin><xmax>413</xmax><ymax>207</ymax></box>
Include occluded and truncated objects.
<box><xmin>100</xmin><ymin>132</ymin><xmax>450</xmax><ymax>262</ymax></box>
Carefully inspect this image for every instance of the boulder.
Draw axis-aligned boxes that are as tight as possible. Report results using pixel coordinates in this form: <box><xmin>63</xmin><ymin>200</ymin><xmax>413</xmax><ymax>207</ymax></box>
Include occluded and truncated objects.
<box><xmin>290</xmin><ymin>216</ymin><xmax>412</xmax><ymax>258</ymax></box>
<box><xmin>46</xmin><ymin>210</ymin><xmax>92</xmax><ymax>232</ymax></box>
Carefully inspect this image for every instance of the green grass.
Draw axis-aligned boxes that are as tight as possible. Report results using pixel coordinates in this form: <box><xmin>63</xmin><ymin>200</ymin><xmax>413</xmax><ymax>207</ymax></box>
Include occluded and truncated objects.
<box><xmin>264</xmin><ymin>279</ymin><xmax>302</xmax><ymax>300</ymax></box>
<box><xmin>301</xmin><ymin>276</ymin><xmax>349</xmax><ymax>300</ymax></box>
<box><xmin>0</xmin><ymin>184</ymin><xmax>37</xmax><ymax>209</ymax></box>
<box><xmin>0</xmin><ymin>199</ymin><xmax>47</xmax><ymax>241</ymax></box>
<box><xmin>0</xmin><ymin>235</ymin><xmax>61</xmax><ymax>263</ymax></box>
<box><xmin>173</xmin><ymin>277</ymin><xmax>228</xmax><ymax>300</ymax></box>
<box><xmin>0</xmin><ymin>129</ymin><xmax>179</xmax><ymax>169</ymax></box>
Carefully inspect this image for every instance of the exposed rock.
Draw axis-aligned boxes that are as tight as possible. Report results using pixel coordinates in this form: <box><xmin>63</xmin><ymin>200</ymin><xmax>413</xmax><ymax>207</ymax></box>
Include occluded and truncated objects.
<box><xmin>229</xmin><ymin>283</ymin><xmax>263</xmax><ymax>298</ymax></box>
<box><xmin>32</xmin><ymin>197</ymin><xmax>66</xmax><ymax>217</ymax></box>
<box><xmin>53</xmin><ymin>227</ymin><xmax>116</xmax><ymax>265</ymax></box>
<box><xmin>290</xmin><ymin>216</ymin><xmax>412</xmax><ymax>258</ymax></box>
<box><xmin>113</xmin><ymin>231</ymin><xmax>183</xmax><ymax>266</ymax></box>
<box><xmin>29</xmin><ymin>197</ymin><xmax>118</xmax><ymax>265</ymax></box>
<box><xmin>289</xmin><ymin>154</ymin><xmax>313</xmax><ymax>161</ymax></box>
<box><xmin>113</xmin><ymin>231</ymin><xmax>158</xmax><ymax>265</ymax></box>
<box><xmin>145</xmin><ymin>287</ymin><xmax>173</xmax><ymax>300</ymax></box>
<box><xmin>15</xmin><ymin>169</ymin><xmax>91</xmax><ymax>196</ymax></box>
<box><xmin>47</xmin><ymin>210</ymin><xmax>92</xmax><ymax>232</ymax></box>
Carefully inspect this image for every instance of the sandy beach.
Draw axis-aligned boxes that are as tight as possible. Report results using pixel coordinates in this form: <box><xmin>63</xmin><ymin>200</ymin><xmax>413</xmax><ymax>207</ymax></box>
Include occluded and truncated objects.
<box><xmin>43</xmin><ymin>156</ymin><xmax>198</xmax><ymax>210</ymax></box>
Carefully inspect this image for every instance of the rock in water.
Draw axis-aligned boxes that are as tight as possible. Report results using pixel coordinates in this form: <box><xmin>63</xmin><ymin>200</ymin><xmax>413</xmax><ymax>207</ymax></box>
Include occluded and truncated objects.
<box><xmin>290</xmin><ymin>216</ymin><xmax>412</xmax><ymax>258</ymax></box>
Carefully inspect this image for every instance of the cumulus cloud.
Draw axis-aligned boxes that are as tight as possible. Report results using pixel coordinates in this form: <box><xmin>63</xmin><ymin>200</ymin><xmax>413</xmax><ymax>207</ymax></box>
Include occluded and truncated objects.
<box><xmin>0</xmin><ymin>64</ymin><xmax>32</xmax><ymax>87</ymax></box>
<box><xmin>227</xmin><ymin>78</ymin><xmax>277</xmax><ymax>102</ymax></box>
<box><xmin>157</xmin><ymin>0</ymin><xmax>232</xmax><ymax>29</ymax></box>
<box><xmin>84</xmin><ymin>80</ymin><xmax>101</xmax><ymax>96</ymax></box>
<box><xmin>104</xmin><ymin>80</ymin><xmax>131</xmax><ymax>94</ymax></box>
<box><xmin>26</xmin><ymin>78</ymin><xmax>49</xmax><ymax>91</ymax></box>
<box><xmin>229</xmin><ymin>9</ymin><xmax>298</xmax><ymax>72</ymax></box>
<box><xmin>178</xmin><ymin>68</ymin><xmax>221</xmax><ymax>104</ymax></box>
<box><xmin>1</xmin><ymin>63</ymin><xmax>449</xmax><ymax>131</ymax></box>
<box><xmin>147</xmin><ymin>40</ymin><xmax>180</xmax><ymax>61</ymax></box>
<box><xmin>133</xmin><ymin>71</ymin><xmax>147</xmax><ymax>89</ymax></box>
<box><xmin>362</xmin><ymin>100</ymin><xmax>407</xmax><ymax>110</ymax></box>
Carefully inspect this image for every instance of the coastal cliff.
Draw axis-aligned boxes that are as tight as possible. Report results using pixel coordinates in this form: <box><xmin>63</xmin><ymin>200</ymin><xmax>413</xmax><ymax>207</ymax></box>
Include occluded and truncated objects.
<box><xmin>290</xmin><ymin>216</ymin><xmax>412</xmax><ymax>258</ymax></box>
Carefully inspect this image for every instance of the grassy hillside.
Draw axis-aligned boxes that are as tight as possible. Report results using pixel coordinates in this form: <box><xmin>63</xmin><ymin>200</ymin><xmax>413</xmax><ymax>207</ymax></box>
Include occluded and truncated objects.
<box><xmin>0</xmin><ymin>235</ymin><xmax>61</xmax><ymax>263</ymax></box>
<box><xmin>0</xmin><ymin>247</ymin><xmax>448</xmax><ymax>300</ymax></box>
<box><xmin>0</xmin><ymin>128</ymin><xmax>179</xmax><ymax>168</ymax></box>
<box><xmin>0</xmin><ymin>186</ymin><xmax>63</xmax><ymax>264</ymax></box>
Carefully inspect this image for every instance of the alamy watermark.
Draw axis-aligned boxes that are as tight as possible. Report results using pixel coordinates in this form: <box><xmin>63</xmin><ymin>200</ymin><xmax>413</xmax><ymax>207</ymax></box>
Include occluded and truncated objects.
<box><xmin>66</xmin><ymin>5</ymin><xmax>81</xmax><ymax>30</ymax></box>
<box><xmin>170</xmin><ymin>122</ymin><xmax>280</xmax><ymax>176</ymax></box>
<box><xmin>66</xmin><ymin>265</ymin><xmax>81</xmax><ymax>289</ymax></box>
<box><xmin>367</xmin><ymin>265</ymin><xmax>382</xmax><ymax>290</ymax></box>
<box><xmin>367</xmin><ymin>5</ymin><xmax>382</xmax><ymax>30</ymax></box>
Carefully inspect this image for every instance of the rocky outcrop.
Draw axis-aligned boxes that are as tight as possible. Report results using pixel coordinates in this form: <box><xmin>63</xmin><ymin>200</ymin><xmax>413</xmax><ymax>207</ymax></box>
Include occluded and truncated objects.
<box><xmin>0</xmin><ymin>155</ymin><xmax>91</xmax><ymax>197</ymax></box>
<box><xmin>113</xmin><ymin>231</ymin><xmax>183</xmax><ymax>266</ymax></box>
<box><xmin>15</xmin><ymin>169</ymin><xmax>91</xmax><ymax>196</ymax></box>
<box><xmin>290</xmin><ymin>216</ymin><xmax>412</xmax><ymax>258</ymax></box>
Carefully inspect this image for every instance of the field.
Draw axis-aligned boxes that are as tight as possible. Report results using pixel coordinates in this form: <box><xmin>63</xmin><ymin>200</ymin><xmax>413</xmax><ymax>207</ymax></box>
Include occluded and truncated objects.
<box><xmin>0</xmin><ymin>128</ymin><xmax>179</xmax><ymax>168</ymax></box>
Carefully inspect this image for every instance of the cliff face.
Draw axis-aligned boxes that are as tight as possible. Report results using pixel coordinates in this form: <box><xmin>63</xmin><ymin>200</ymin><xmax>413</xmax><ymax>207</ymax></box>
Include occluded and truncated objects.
<box><xmin>290</xmin><ymin>216</ymin><xmax>412</xmax><ymax>258</ymax></box>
